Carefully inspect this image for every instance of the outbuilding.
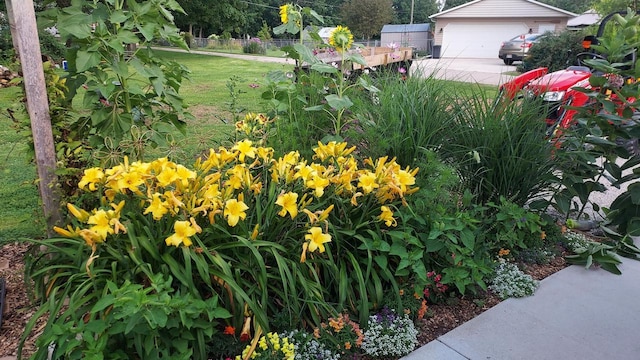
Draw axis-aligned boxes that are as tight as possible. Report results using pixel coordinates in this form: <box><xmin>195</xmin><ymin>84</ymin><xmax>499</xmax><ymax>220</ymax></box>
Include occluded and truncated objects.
<box><xmin>380</xmin><ymin>23</ymin><xmax>434</xmax><ymax>53</ymax></box>
<box><xmin>429</xmin><ymin>0</ymin><xmax>576</xmax><ymax>58</ymax></box>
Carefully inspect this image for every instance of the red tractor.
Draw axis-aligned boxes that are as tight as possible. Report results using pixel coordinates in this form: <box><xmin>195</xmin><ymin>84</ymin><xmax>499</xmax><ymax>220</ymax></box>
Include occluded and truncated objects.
<box><xmin>498</xmin><ymin>11</ymin><xmax>638</xmax><ymax>142</ymax></box>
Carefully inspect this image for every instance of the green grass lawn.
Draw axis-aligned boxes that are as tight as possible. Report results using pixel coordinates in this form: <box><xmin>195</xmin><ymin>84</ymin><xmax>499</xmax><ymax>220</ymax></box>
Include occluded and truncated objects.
<box><xmin>0</xmin><ymin>87</ymin><xmax>46</xmax><ymax>242</ymax></box>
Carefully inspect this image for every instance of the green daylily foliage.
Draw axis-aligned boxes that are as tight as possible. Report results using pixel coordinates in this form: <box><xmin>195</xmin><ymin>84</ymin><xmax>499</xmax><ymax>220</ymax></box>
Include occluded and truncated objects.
<box><xmin>39</xmin><ymin>0</ymin><xmax>191</xmax><ymax>165</ymax></box>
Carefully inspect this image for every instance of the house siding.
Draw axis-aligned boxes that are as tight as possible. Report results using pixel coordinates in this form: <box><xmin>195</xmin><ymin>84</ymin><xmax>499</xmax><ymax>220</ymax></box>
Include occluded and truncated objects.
<box><xmin>433</xmin><ymin>17</ymin><xmax>568</xmax><ymax>45</ymax></box>
<box><xmin>435</xmin><ymin>0</ymin><xmax>574</xmax><ymax>18</ymax></box>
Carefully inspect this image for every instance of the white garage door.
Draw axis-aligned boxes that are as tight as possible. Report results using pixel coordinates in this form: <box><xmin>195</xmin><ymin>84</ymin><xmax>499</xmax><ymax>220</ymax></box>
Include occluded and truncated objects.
<box><xmin>442</xmin><ymin>22</ymin><xmax>528</xmax><ymax>58</ymax></box>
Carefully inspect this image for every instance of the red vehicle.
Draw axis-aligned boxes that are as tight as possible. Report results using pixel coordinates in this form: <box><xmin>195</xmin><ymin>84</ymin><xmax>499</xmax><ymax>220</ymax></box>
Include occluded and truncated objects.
<box><xmin>498</xmin><ymin>11</ymin><xmax>636</xmax><ymax>140</ymax></box>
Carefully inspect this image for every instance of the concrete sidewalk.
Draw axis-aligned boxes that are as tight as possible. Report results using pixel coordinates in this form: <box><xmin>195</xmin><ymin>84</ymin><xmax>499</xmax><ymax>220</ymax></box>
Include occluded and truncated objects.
<box><xmin>403</xmin><ymin>256</ymin><xmax>640</xmax><ymax>360</ymax></box>
<box><xmin>410</xmin><ymin>58</ymin><xmax>517</xmax><ymax>86</ymax></box>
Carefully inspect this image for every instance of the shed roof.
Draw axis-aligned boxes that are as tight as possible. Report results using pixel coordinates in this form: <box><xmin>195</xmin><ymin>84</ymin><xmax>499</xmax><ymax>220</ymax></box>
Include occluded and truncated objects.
<box><xmin>567</xmin><ymin>9</ymin><xmax>600</xmax><ymax>27</ymax></box>
<box><xmin>381</xmin><ymin>23</ymin><xmax>431</xmax><ymax>33</ymax></box>
<box><xmin>430</xmin><ymin>0</ymin><xmax>577</xmax><ymax>19</ymax></box>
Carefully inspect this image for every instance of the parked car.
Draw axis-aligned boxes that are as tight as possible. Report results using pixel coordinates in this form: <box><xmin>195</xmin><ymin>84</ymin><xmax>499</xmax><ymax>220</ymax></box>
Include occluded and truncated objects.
<box><xmin>498</xmin><ymin>33</ymin><xmax>545</xmax><ymax>65</ymax></box>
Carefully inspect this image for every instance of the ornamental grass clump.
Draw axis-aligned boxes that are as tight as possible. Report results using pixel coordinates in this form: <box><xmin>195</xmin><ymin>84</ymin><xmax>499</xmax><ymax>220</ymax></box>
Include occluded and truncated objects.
<box><xmin>489</xmin><ymin>258</ymin><xmax>539</xmax><ymax>299</ymax></box>
<box><xmin>361</xmin><ymin>307</ymin><xmax>418</xmax><ymax>358</ymax></box>
<box><xmin>26</xmin><ymin>137</ymin><xmax>419</xmax><ymax>358</ymax></box>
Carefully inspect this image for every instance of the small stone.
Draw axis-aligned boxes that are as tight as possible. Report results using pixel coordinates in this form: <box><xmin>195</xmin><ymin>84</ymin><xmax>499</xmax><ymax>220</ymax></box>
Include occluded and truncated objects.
<box><xmin>0</xmin><ymin>259</ymin><xmax>9</xmax><ymax>270</ymax></box>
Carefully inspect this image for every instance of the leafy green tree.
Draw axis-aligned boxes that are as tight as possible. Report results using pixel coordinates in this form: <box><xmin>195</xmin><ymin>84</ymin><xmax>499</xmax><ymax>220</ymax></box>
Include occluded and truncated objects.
<box><xmin>175</xmin><ymin>0</ymin><xmax>247</xmax><ymax>37</ymax></box>
<box><xmin>540</xmin><ymin>0</ymin><xmax>596</xmax><ymax>13</ymax></box>
<box><xmin>442</xmin><ymin>0</ymin><xmax>472</xmax><ymax>10</ymax></box>
<box><xmin>341</xmin><ymin>0</ymin><xmax>394</xmax><ymax>39</ymax></box>
<box><xmin>594</xmin><ymin>0</ymin><xmax>638</xmax><ymax>14</ymax></box>
<box><xmin>442</xmin><ymin>0</ymin><xmax>597</xmax><ymax>13</ymax></box>
<box><xmin>393</xmin><ymin>0</ymin><xmax>440</xmax><ymax>24</ymax></box>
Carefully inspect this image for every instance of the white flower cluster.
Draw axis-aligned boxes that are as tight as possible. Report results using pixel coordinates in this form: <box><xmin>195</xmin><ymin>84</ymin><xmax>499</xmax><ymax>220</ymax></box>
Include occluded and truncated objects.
<box><xmin>489</xmin><ymin>258</ymin><xmax>539</xmax><ymax>299</ymax></box>
<box><xmin>361</xmin><ymin>312</ymin><xmax>418</xmax><ymax>357</ymax></box>
<box><xmin>282</xmin><ymin>330</ymin><xmax>340</xmax><ymax>360</ymax></box>
<box><xmin>563</xmin><ymin>231</ymin><xmax>591</xmax><ymax>253</ymax></box>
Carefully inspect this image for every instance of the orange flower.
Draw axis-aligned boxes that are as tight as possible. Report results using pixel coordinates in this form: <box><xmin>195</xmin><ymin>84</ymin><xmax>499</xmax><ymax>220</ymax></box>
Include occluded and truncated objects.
<box><xmin>417</xmin><ymin>299</ymin><xmax>428</xmax><ymax>320</ymax></box>
<box><xmin>224</xmin><ymin>326</ymin><xmax>235</xmax><ymax>335</ymax></box>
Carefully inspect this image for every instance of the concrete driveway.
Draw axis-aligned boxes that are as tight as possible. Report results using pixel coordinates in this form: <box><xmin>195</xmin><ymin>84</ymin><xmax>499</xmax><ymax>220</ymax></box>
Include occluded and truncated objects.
<box><xmin>410</xmin><ymin>57</ymin><xmax>518</xmax><ymax>86</ymax></box>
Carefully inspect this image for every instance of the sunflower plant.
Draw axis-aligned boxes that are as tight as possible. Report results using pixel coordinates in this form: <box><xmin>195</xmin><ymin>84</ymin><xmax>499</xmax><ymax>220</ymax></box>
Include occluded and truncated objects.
<box><xmin>24</xmin><ymin>136</ymin><xmax>419</xmax><ymax>357</ymax></box>
<box><xmin>266</xmin><ymin>5</ymin><xmax>377</xmax><ymax>144</ymax></box>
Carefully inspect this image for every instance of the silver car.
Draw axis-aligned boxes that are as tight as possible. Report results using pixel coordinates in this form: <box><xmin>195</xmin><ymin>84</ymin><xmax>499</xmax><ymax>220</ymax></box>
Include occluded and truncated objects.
<box><xmin>498</xmin><ymin>33</ymin><xmax>544</xmax><ymax>65</ymax></box>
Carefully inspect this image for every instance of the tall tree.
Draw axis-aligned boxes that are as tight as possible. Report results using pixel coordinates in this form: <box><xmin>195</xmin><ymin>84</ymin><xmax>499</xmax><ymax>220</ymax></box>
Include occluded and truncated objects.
<box><xmin>393</xmin><ymin>0</ymin><xmax>440</xmax><ymax>24</ymax></box>
<box><xmin>175</xmin><ymin>0</ymin><xmax>247</xmax><ymax>37</ymax></box>
<box><xmin>442</xmin><ymin>0</ymin><xmax>472</xmax><ymax>11</ymax></box>
<box><xmin>539</xmin><ymin>0</ymin><xmax>596</xmax><ymax>13</ymax></box>
<box><xmin>594</xmin><ymin>0</ymin><xmax>638</xmax><ymax>14</ymax></box>
<box><xmin>341</xmin><ymin>0</ymin><xmax>394</xmax><ymax>39</ymax></box>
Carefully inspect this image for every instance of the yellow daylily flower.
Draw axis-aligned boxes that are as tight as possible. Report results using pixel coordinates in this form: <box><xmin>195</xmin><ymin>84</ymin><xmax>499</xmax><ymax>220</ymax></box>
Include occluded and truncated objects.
<box><xmin>224</xmin><ymin>198</ymin><xmax>249</xmax><ymax>227</ymax></box>
<box><xmin>116</xmin><ymin>170</ymin><xmax>145</xmax><ymax>194</ymax></box>
<box><xmin>232</xmin><ymin>139</ymin><xmax>256</xmax><ymax>163</ymax></box>
<box><xmin>144</xmin><ymin>193</ymin><xmax>169</xmax><ymax>220</ymax></box>
<box><xmin>358</xmin><ymin>171</ymin><xmax>379</xmax><ymax>194</ymax></box>
<box><xmin>305</xmin><ymin>227</ymin><xmax>332</xmax><ymax>253</ymax></box>
<box><xmin>156</xmin><ymin>166</ymin><xmax>178</xmax><ymax>187</ymax></box>
<box><xmin>67</xmin><ymin>203</ymin><xmax>90</xmax><ymax>222</ymax></box>
<box><xmin>175</xmin><ymin>164</ymin><xmax>196</xmax><ymax>187</ymax></box>
<box><xmin>318</xmin><ymin>204</ymin><xmax>334</xmax><ymax>222</ymax></box>
<box><xmin>276</xmin><ymin>192</ymin><xmax>298</xmax><ymax>219</ymax></box>
<box><xmin>394</xmin><ymin>168</ymin><xmax>416</xmax><ymax>193</ymax></box>
<box><xmin>87</xmin><ymin>209</ymin><xmax>113</xmax><ymax>241</ymax></box>
<box><xmin>78</xmin><ymin>167</ymin><xmax>104</xmax><ymax>191</ymax></box>
<box><xmin>378</xmin><ymin>206</ymin><xmax>397</xmax><ymax>227</ymax></box>
<box><xmin>165</xmin><ymin>220</ymin><xmax>197</xmax><ymax>247</ymax></box>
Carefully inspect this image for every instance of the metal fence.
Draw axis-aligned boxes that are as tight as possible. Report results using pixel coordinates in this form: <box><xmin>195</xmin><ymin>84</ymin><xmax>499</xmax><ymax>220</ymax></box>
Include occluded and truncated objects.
<box><xmin>171</xmin><ymin>37</ymin><xmax>434</xmax><ymax>57</ymax></box>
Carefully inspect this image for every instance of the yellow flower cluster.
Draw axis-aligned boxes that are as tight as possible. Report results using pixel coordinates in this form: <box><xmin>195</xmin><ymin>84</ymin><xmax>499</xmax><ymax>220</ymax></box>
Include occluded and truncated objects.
<box><xmin>235</xmin><ymin>112</ymin><xmax>273</xmax><ymax>144</ymax></box>
<box><xmin>59</xmin><ymin>140</ymin><xmax>418</xmax><ymax>259</ymax></box>
<box><xmin>236</xmin><ymin>332</ymin><xmax>295</xmax><ymax>360</ymax></box>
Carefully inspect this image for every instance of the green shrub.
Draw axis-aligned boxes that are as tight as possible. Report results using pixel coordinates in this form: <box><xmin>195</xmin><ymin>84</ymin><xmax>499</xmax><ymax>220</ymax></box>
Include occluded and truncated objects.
<box><xmin>243</xmin><ymin>38</ymin><xmax>266</xmax><ymax>54</ymax></box>
<box><xmin>0</xmin><ymin>23</ymin><xmax>15</xmax><ymax>64</ymax></box>
<box><xmin>39</xmin><ymin>31</ymin><xmax>66</xmax><ymax>63</ymax></box>
<box><xmin>519</xmin><ymin>30</ymin><xmax>588</xmax><ymax>72</ymax></box>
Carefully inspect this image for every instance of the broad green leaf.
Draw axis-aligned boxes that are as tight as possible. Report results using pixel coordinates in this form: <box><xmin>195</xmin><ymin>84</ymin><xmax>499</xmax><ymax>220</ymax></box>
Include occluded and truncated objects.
<box><xmin>325</xmin><ymin>94</ymin><xmax>353</xmax><ymax>111</ymax></box>
<box><xmin>374</xmin><ymin>255</ymin><xmax>388</xmax><ymax>269</ymax></box>
<box><xmin>58</xmin><ymin>12</ymin><xmax>92</xmax><ymax>39</ymax></box>
<box><xmin>109</xmin><ymin>9</ymin><xmax>128</xmax><ymax>23</ymax></box>
<box><xmin>76</xmin><ymin>50</ymin><xmax>101</xmax><ymax>72</ymax></box>
<box><xmin>138</xmin><ymin>23</ymin><xmax>157</xmax><ymax>41</ymax></box>
<box><xmin>310</xmin><ymin>63</ymin><xmax>339</xmax><ymax>74</ymax></box>
<box><xmin>294</xmin><ymin>43</ymin><xmax>320</xmax><ymax>65</ymax></box>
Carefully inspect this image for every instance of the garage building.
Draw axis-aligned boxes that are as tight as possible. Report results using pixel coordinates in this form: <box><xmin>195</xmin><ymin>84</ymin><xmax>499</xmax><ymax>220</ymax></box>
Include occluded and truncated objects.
<box><xmin>429</xmin><ymin>0</ymin><xmax>576</xmax><ymax>58</ymax></box>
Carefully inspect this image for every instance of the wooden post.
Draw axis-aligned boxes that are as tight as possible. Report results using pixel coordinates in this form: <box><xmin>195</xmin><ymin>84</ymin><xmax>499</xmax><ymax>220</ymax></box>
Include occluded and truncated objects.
<box><xmin>7</xmin><ymin>0</ymin><xmax>62</xmax><ymax>236</ymax></box>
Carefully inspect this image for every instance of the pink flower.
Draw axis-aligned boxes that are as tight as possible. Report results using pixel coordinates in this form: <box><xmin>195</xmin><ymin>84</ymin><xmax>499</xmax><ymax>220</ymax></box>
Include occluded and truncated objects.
<box><xmin>398</xmin><ymin>67</ymin><xmax>406</xmax><ymax>74</ymax></box>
